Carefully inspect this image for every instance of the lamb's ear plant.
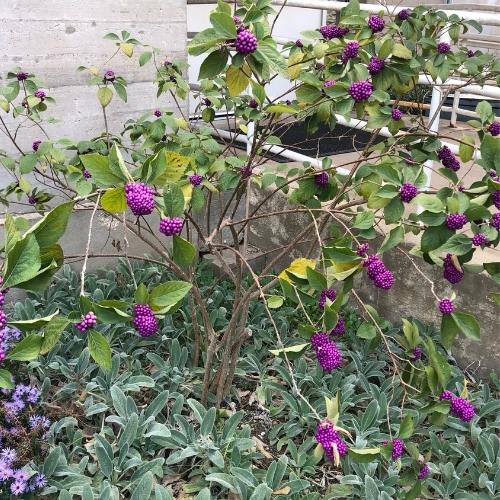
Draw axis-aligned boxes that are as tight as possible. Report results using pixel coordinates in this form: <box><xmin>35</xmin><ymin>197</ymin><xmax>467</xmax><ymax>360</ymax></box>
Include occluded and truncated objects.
<box><xmin>0</xmin><ymin>0</ymin><xmax>500</xmax><ymax>495</ymax></box>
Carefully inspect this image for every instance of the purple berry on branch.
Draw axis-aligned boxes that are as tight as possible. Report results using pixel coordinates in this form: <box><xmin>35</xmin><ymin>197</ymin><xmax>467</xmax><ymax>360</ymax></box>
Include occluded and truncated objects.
<box><xmin>159</xmin><ymin>217</ymin><xmax>184</xmax><ymax>236</ymax></box>
<box><xmin>16</xmin><ymin>71</ymin><xmax>29</xmax><ymax>81</ymax></box>
<box><xmin>323</xmin><ymin>80</ymin><xmax>336</xmax><ymax>88</ymax></box>
<box><xmin>437</xmin><ymin>42</ymin><xmax>451</xmax><ymax>54</ymax></box>
<box><xmin>411</xmin><ymin>346</ymin><xmax>423</xmax><ymax>361</ymax></box>
<box><xmin>240</xmin><ymin>165</ymin><xmax>253</xmax><ymax>179</ymax></box>
<box><xmin>295</xmin><ymin>39</ymin><xmax>303</xmax><ymax>47</ymax></box>
<box><xmin>319</xmin><ymin>24</ymin><xmax>349</xmax><ymax>40</ymax></box>
<box><xmin>368</xmin><ymin>57</ymin><xmax>385</xmax><ymax>75</ymax></box>
<box><xmin>446</xmin><ymin>213</ymin><xmax>468</xmax><ymax>230</ymax></box>
<box><xmin>319</xmin><ymin>288</ymin><xmax>336</xmax><ymax>309</ymax></box>
<box><xmin>491</xmin><ymin>212</ymin><xmax>500</xmax><ymax>230</ymax></box>
<box><xmin>368</xmin><ymin>15</ymin><xmax>385</xmax><ymax>33</ymax></box>
<box><xmin>467</xmin><ymin>49</ymin><xmax>475</xmax><ymax>58</ymax></box>
<box><xmin>367</xmin><ymin>259</ymin><xmax>386</xmax><ymax>280</ymax></box>
<box><xmin>348</xmin><ymin>80</ymin><xmax>373</xmax><ymax>102</ymax></box>
<box><xmin>310</xmin><ymin>331</ymin><xmax>330</xmax><ymax>349</ymax></box>
<box><xmin>249</xmin><ymin>98</ymin><xmax>258</xmax><ymax>109</ymax></box>
<box><xmin>315</xmin><ymin>341</ymin><xmax>343</xmax><ymax>372</ymax></box>
<box><xmin>417</xmin><ymin>463</ymin><xmax>430</xmax><ymax>480</ymax></box>
<box><xmin>391</xmin><ymin>108</ymin><xmax>403</xmax><ymax>121</ymax></box>
<box><xmin>315</xmin><ymin>171</ymin><xmax>329</xmax><ymax>187</ymax></box>
<box><xmin>450</xmin><ymin>396</ymin><xmax>476</xmax><ymax>422</ymax></box>
<box><xmin>32</xmin><ymin>140</ymin><xmax>41</xmax><ymax>152</ymax></box>
<box><xmin>234</xmin><ymin>29</ymin><xmax>258</xmax><ymax>54</ymax></box>
<box><xmin>341</xmin><ymin>40</ymin><xmax>359</xmax><ymax>63</ymax></box>
<box><xmin>391</xmin><ymin>438</ymin><xmax>405</xmax><ymax>460</ymax></box>
<box><xmin>125</xmin><ymin>182</ymin><xmax>155</xmax><ymax>216</ymax></box>
<box><xmin>74</xmin><ymin>311</ymin><xmax>97</xmax><ymax>332</ymax></box>
<box><xmin>132</xmin><ymin>303</ymin><xmax>158</xmax><ymax>337</ymax></box>
<box><xmin>232</xmin><ymin>15</ymin><xmax>242</xmax><ymax>25</ymax></box>
<box><xmin>83</xmin><ymin>169</ymin><xmax>92</xmax><ymax>179</ymax></box>
<box><xmin>458</xmin><ymin>185</ymin><xmax>465</xmax><ymax>192</ymax></box>
<box><xmin>202</xmin><ymin>98</ymin><xmax>212</xmax><ymax>107</ymax></box>
<box><xmin>492</xmin><ymin>191</ymin><xmax>500</xmax><ymax>209</ymax></box>
<box><xmin>471</xmin><ymin>233</ymin><xmax>489</xmax><ymax>247</ymax></box>
<box><xmin>488</xmin><ymin>122</ymin><xmax>500</xmax><ymax>136</ymax></box>
<box><xmin>331</xmin><ymin>316</ymin><xmax>346</xmax><ymax>336</ymax></box>
<box><xmin>443</xmin><ymin>254</ymin><xmax>464</xmax><ymax>284</ymax></box>
<box><xmin>398</xmin><ymin>9</ymin><xmax>411</xmax><ymax>20</ymax></box>
<box><xmin>0</xmin><ymin>310</ymin><xmax>7</xmax><ymax>329</ymax></box>
<box><xmin>438</xmin><ymin>298</ymin><xmax>455</xmax><ymax>315</ymax></box>
<box><xmin>315</xmin><ymin>420</ymin><xmax>348</xmax><ymax>460</ymax></box>
<box><xmin>440</xmin><ymin>390</ymin><xmax>454</xmax><ymax>401</ymax></box>
<box><xmin>399</xmin><ymin>182</ymin><xmax>418</xmax><ymax>202</ymax></box>
<box><xmin>189</xmin><ymin>174</ymin><xmax>203</xmax><ymax>186</ymax></box>
<box><xmin>104</xmin><ymin>69</ymin><xmax>115</xmax><ymax>82</ymax></box>
<box><xmin>356</xmin><ymin>243</ymin><xmax>369</xmax><ymax>257</ymax></box>
<box><xmin>437</xmin><ymin>145</ymin><xmax>460</xmax><ymax>172</ymax></box>
<box><xmin>153</xmin><ymin>109</ymin><xmax>162</xmax><ymax>117</ymax></box>
<box><xmin>34</xmin><ymin>89</ymin><xmax>46</xmax><ymax>100</ymax></box>
<box><xmin>373</xmin><ymin>270</ymin><xmax>395</xmax><ymax>290</ymax></box>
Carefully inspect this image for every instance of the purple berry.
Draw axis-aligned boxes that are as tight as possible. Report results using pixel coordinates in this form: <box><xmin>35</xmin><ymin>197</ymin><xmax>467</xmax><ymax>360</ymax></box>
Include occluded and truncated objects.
<box><xmin>83</xmin><ymin>169</ymin><xmax>92</xmax><ymax>179</ymax></box>
<box><xmin>398</xmin><ymin>9</ymin><xmax>411</xmax><ymax>20</ymax></box>
<box><xmin>348</xmin><ymin>81</ymin><xmax>373</xmax><ymax>102</ymax></box>
<box><xmin>417</xmin><ymin>463</ymin><xmax>430</xmax><ymax>480</ymax></box>
<box><xmin>492</xmin><ymin>191</ymin><xmax>500</xmax><ymax>210</ymax></box>
<box><xmin>159</xmin><ymin>217</ymin><xmax>184</xmax><ymax>236</ymax></box>
<box><xmin>446</xmin><ymin>213</ymin><xmax>468</xmax><ymax>230</ymax></box>
<box><xmin>368</xmin><ymin>57</ymin><xmax>385</xmax><ymax>75</ymax></box>
<box><xmin>438</xmin><ymin>298</ymin><xmax>455</xmax><ymax>315</ymax></box>
<box><xmin>315</xmin><ymin>420</ymin><xmax>348</xmax><ymax>460</ymax></box>
<box><xmin>491</xmin><ymin>212</ymin><xmax>500</xmax><ymax>230</ymax></box>
<box><xmin>411</xmin><ymin>346</ymin><xmax>423</xmax><ymax>361</ymax></box>
<box><xmin>34</xmin><ymin>89</ymin><xmax>46</xmax><ymax>100</ymax></box>
<box><xmin>249</xmin><ymin>98</ymin><xmax>258</xmax><ymax>109</ymax></box>
<box><xmin>399</xmin><ymin>182</ymin><xmax>417</xmax><ymax>202</ymax></box>
<box><xmin>488</xmin><ymin>122</ymin><xmax>500</xmax><ymax>136</ymax></box>
<box><xmin>32</xmin><ymin>140</ymin><xmax>41</xmax><ymax>152</ymax></box>
<box><xmin>367</xmin><ymin>260</ymin><xmax>386</xmax><ymax>280</ymax></box>
<box><xmin>440</xmin><ymin>390</ymin><xmax>454</xmax><ymax>401</ymax></box>
<box><xmin>471</xmin><ymin>233</ymin><xmax>489</xmax><ymax>247</ymax></box>
<box><xmin>356</xmin><ymin>243</ymin><xmax>369</xmax><ymax>257</ymax></box>
<box><xmin>315</xmin><ymin>171</ymin><xmax>329</xmax><ymax>187</ymax></box>
<box><xmin>467</xmin><ymin>49</ymin><xmax>475</xmax><ymax>58</ymax></box>
<box><xmin>311</xmin><ymin>331</ymin><xmax>330</xmax><ymax>349</ymax></box>
<box><xmin>0</xmin><ymin>310</ymin><xmax>6</xmax><ymax>329</ymax></box>
<box><xmin>16</xmin><ymin>71</ymin><xmax>29</xmax><ymax>81</ymax></box>
<box><xmin>437</xmin><ymin>146</ymin><xmax>460</xmax><ymax>172</ymax></box>
<box><xmin>319</xmin><ymin>24</ymin><xmax>349</xmax><ymax>40</ymax></box>
<box><xmin>368</xmin><ymin>15</ymin><xmax>385</xmax><ymax>33</ymax></box>
<box><xmin>104</xmin><ymin>70</ymin><xmax>115</xmax><ymax>82</ymax></box>
<box><xmin>458</xmin><ymin>185</ymin><xmax>465</xmax><ymax>192</ymax></box>
<box><xmin>391</xmin><ymin>108</ymin><xmax>403</xmax><ymax>121</ymax></box>
<box><xmin>240</xmin><ymin>166</ymin><xmax>253</xmax><ymax>179</ymax></box>
<box><xmin>132</xmin><ymin>304</ymin><xmax>158</xmax><ymax>337</ymax></box>
<box><xmin>232</xmin><ymin>16</ymin><xmax>242</xmax><ymax>25</ymax></box>
<box><xmin>373</xmin><ymin>270</ymin><xmax>395</xmax><ymax>290</ymax></box>
<box><xmin>391</xmin><ymin>438</ymin><xmax>405</xmax><ymax>460</ymax></box>
<box><xmin>449</xmin><ymin>396</ymin><xmax>476</xmax><ymax>422</ymax></box>
<box><xmin>202</xmin><ymin>98</ymin><xmax>212</xmax><ymax>107</ymax></box>
<box><xmin>323</xmin><ymin>80</ymin><xmax>335</xmax><ymax>88</ymax></box>
<box><xmin>363</xmin><ymin>254</ymin><xmax>382</xmax><ymax>268</ymax></box>
<box><xmin>154</xmin><ymin>109</ymin><xmax>162</xmax><ymax>117</ymax></box>
<box><xmin>315</xmin><ymin>341</ymin><xmax>343</xmax><ymax>372</ymax></box>
<box><xmin>234</xmin><ymin>29</ymin><xmax>258</xmax><ymax>54</ymax></box>
<box><xmin>341</xmin><ymin>41</ymin><xmax>359</xmax><ymax>63</ymax></box>
<box><xmin>74</xmin><ymin>311</ymin><xmax>97</xmax><ymax>332</ymax></box>
<box><xmin>331</xmin><ymin>316</ymin><xmax>346</xmax><ymax>336</ymax></box>
<box><xmin>437</xmin><ymin>42</ymin><xmax>451</xmax><ymax>54</ymax></box>
<box><xmin>319</xmin><ymin>288</ymin><xmax>336</xmax><ymax>309</ymax></box>
<box><xmin>443</xmin><ymin>254</ymin><xmax>464</xmax><ymax>284</ymax></box>
<box><xmin>189</xmin><ymin>174</ymin><xmax>203</xmax><ymax>186</ymax></box>
<box><xmin>295</xmin><ymin>39</ymin><xmax>303</xmax><ymax>48</ymax></box>
<box><xmin>125</xmin><ymin>182</ymin><xmax>155</xmax><ymax>216</ymax></box>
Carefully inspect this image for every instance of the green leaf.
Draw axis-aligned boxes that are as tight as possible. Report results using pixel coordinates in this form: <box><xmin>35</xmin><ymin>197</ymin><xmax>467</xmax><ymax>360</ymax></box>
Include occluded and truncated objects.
<box><xmin>3</xmin><ymin>234</ymin><xmax>41</xmax><ymax>288</ymax></box>
<box><xmin>475</xmin><ymin>100</ymin><xmax>492</xmax><ymax>123</ymax></box>
<box><xmin>172</xmin><ymin>235</ymin><xmax>196</xmax><ymax>268</ymax></box>
<box><xmin>101</xmin><ymin>187</ymin><xmax>127</xmax><ymax>213</ymax></box>
<box><xmin>139</xmin><ymin>51</ymin><xmax>153</xmax><ymax>66</ymax></box>
<box><xmin>189</xmin><ymin>28</ymin><xmax>225</xmax><ymax>56</ymax></box>
<box><xmin>348</xmin><ymin>447</ymin><xmax>380</xmax><ymax>463</ymax></box>
<box><xmin>325</xmin><ymin>394</ymin><xmax>339</xmax><ymax>423</ymax></box>
<box><xmin>269</xmin><ymin>343</ymin><xmax>308</xmax><ymax>360</ymax></box>
<box><xmin>0</xmin><ymin>369</ymin><xmax>14</xmax><ymax>389</ymax></box>
<box><xmin>265</xmin><ymin>104</ymin><xmax>298</xmax><ymax>115</ymax></box>
<box><xmin>210</xmin><ymin>12</ymin><xmax>237</xmax><ymax>38</ymax></box>
<box><xmin>306</xmin><ymin>266</ymin><xmax>327</xmax><ymax>290</ymax></box>
<box><xmin>413</xmin><ymin>194</ymin><xmax>444</xmax><ymax>213</ymax></box>
<box><xmin>163</xmin><ymin>183</ymin><xmax>185</xmax><ymax>217</ymax></box>
<box><xmin>135</xmin><ymin>283</ymin><xmax>149</xmax><ymax>304</ymax></box>
<box><xmin>440</xmin><ymin>313</ymin><xmax>459</xmax><ymax>349</ymax></box>
<box><xmin>451</xmin><ymin>311</ymin><xmax>480</xmax><ymax>340</ymax></box>
<box><xmin>226</xmin><ymin>64</ymin><xmax>250</xmax><ymax>97</ymax></box>
<box><xmin>94</xmin><ymin>435</ymin><xmax>113</xmax><ymax>478</ymax></box>
<box><xmin>384</xmin><ymin>197</ymin><xmax>404</xmax><ymax>225</ymax></box>
<box><xmin>266</xmin><ymin>295</ymin><xmax>284</xmax><ymax>309</ymax></box>
<box><xmin>398</xmin><ymin>415</ymin><xmax>414</xmax><ymax>439</ymax></box>
<box><xmin>379</xmin><ymin>226</ymin><xmax>405</xmax><ymax>253</ymax></box>
<box><xmin>480</xmin><ymin>135</ymin><xmax>500</xmax><ymax>169</ymax></box>
<box><xmin>109</xmin><ymin>144</ymin><xmax>131</xmax><ymax>181</ymax></box>
<box><xmin>426</xmin><ymin>338</ymin><xmax>451</xmax><ymax>394</ymax></box>
<box><xmin>149</xmin><ymin>281</ymin><xmax>192</xmax><ymax>313</ymax></box>
<box><xmin>9</xmin><ymin>310</ymin><xmax>60</xmax><ymax>331</ymax></box>
<box><xmin>20</xmin><ymin>154</ymin><xmax>37</xmax><ymax>174</ymax></box>
<box><xmin>80</xmin><ymin>154</ymin><xmax>123</xmax><ymax>186</ymax></box>
<box><xmin>353</xmin><ymin>211</ymin><xmax>374</xmax><ymax>230</ymax></box>
<box><xmin>26</xmin><ymin>201</ymin><xmax>74</xmax><ymax>249</ymax></box>
<box><xmin>378</xmin><ymin>39</ymin><xmax>394</xmax><ymax>59</ymax></box>
<box><xmin>201</xmin><ymin>407</ymin><xmax>217</xmax><ymax>436</ymax></box>
<box><xmin>199</xmin><ymin>50</ymin><xmax>228</xmax><ymax>79</ymax></box>
<box><xmin>6</xmin><ymin>334</ymin><xmax>42</xmax><ymax>361</ymax></box>
<box><xmin>97</xmin><ymin>87</ymin><xmax>113</xmax><ymax>107</ymax></box>
<box><xmin>88</xmin><ymin>330</ymin><xmax>112</xmax><ymax>371</ymax></box>
<box><xmin>131</xmin><ymin>472</ymin><xmax>154</xmax><ymax>500</ymax></box>
<box><xmin>357</xmin><ymin>322</ymin><xmax>377</xmax><ymax>340</ymax></box>
<box><xmin>437</xmin><ymin>233</ymin><xmax>472</xmax><ymax>256</ymax></box>
<box><xmin>392</xmin><ymin>43</ymin><xmax>412</xmax><ymax>59</ymax></box>
<box><xmin>459</xmin><ymin>135</ymin><xmax>475</xmax><ymax>163</ymax></box>
<box><xmin>40</xmin><ymin>316</ymin><xmax>70</xmax><ymax>354</ymax></box>
<box><xmin>205</xmin><ymin>473</ymin><xmax>237</xmax><ymax>493</ymax></box>
<box><xmin>325</xmin><ymin>484</ymin><xmax>354</xmax><ymax>498</ymax></box>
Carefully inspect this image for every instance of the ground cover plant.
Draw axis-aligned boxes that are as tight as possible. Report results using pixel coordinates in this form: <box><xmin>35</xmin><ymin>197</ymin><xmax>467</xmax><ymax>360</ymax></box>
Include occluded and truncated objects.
<box><xmin>0</xmin><ymin>0</ymin><xmax>499</xmax><ymax>497</ymax></box>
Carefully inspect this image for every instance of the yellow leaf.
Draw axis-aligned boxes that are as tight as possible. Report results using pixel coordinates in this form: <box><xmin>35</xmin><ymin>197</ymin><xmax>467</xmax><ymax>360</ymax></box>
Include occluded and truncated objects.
<box><xmin>97</xmin><ymin>87</ymin><xmax>113</xmax><ymax>108</ymax></box>
<box><xmin>155</xmin><ymin>151</ymin><xmax>191</xmax><ymax>184</ymax></box>
<box><xmin>175</xmin><ymin>118</ymin><xmax>189</xmax><ymax>130</ymax></box>
<box><xmin>89</xmin><ymin>66</ymin><xmax>100</xmax><ymax>76</ymax></box>
<box><xmin>181</xmin><ymin>184</ymin><xmax>193</xmax><ymax>207</ymax></box>
<box><xmin>226</xmin><ymin>64</ymin><xmax>250</xmax><ymax>97</ymax></box>
<box><xmin>273</xmin><ymin>486</ymin><xmax>291</xmax><ymax>495</ymax></box>
<box><xmin>288</xmin><ymin>51</ymin><xmax>304</xmax><ymax>80</ymax></box>
<box><xmin>278</xmin><ymin>258</ymin><xmax>316</xmax><ymax>283</ymax></box>
<box><xmin>0</xmin><ymin>99</ymin><xmax>9</xmax><ymax>113</ymax></box>
<box><xmin>120</xmin><ymin>42</ymin><xmax>134</xmax><ymax>57</ymax></box>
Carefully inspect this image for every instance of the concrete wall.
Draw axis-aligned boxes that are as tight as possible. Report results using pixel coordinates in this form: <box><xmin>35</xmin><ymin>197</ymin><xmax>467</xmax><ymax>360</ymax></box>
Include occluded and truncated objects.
<box><xmin>247</xmin><ymin>186</ymin><xmax>500</xmax><ymax>377</ymax></box>
<box><xmin>0</xmin><ymin>0</ymin><xmax>187</xmax><ymax>153</ymax></box>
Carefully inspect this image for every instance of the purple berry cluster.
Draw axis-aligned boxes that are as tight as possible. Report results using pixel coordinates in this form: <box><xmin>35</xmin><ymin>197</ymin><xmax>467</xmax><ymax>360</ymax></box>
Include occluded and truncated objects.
<box><xmin>323</xmin><ymin>80</ymin><xmax>335</xmax><ymax>88</ymax></box>
<box><xmin>440</xmin><ymin>391</ymin><xmax>476</xmax><ymax>422</ymax></box>
<box><xmin>438</xmin><ymin>298</ymin><xmax>455</xmax><ymax>315</ymax></box>
<box><xmin>363</xmin><ymin>255</ymin><xmax>395</xmax><ymax>290</ymax></box>
<box><xmin>0</xmin><ymin>311</ymin><xmax>6</xmax><ymax>331</ymax></box>
<box><xmin>240</xmin><ymin>166</ymin><xmax>253</xmax><ymax>179</ymax></box>
<box><xmin>132</xmin><ymin>304</ymin><xmax>158</xmax><ymax>337</ymax></box>
<box><xmin>491</xmin><ymin>212</ymin><xmax>500</xmax><ymax>230</ymax></box>
<box><xmin>391</xmin><ymin>108</ymin><xmax>403</xmax><ymax>121</ymax></box>
<box><xmin>104</xmin><ymin>70</ymin><xmax>115</xmax><ymax>82</ymax></box>
<box><xmin>315</xmin><ymin>171</ymin><xmax>329</xmax><ymax>187</ymax></box>
<box><xmin>489</xmin><ymin>122</ymin><xmax>500</xmax><ymax>136</ymax></box>
<box><xmin>368</xmin><ymin>57</ymin><xmax>385</xmax><ymax>75</ymax></box>
<box><xmin>234</xmin><ymin>29</ymin><xmax>258</xmax><ymax>54</ymax></box>
<box><xmin>437</xmin><ymin>42</ymin><xmax>451</xmax><ymax>54</ymax></box>
<box><xmin>411</xmin><ymin>346</ymin><xmax>423</xmax><ymax>361</ymax></box>
<box><xmin>0</xmin><ymin>277</ymin><xmax>9</xmax><ymax>308</ymax></box>
<box><xmin>368</xmin><ymin>15</ymin><xmax>385</xmax><ymax>33</ymax></box>
<box><xmin>33</xmin><ymin>89</ymin><xmax>46</xmax><ymax>100</ymax></box>
<box><xmin>399</xmin><ymin>182</ymin><xmax>418</xmax><ymax>203</ymax></box>
<box><xmin>159</xmin><ymin>217</ymin><xmax>183</xmax><ymax>236</ymax></box>
<box><xmin>83</xmin><ymin>169</ymin><xmax>92</xmax><ymax>179</ymax></box>
<box><xmin>16</xmin><ymin>71</ymin><xmax>29</xmax><ymax>81</ymax></box>
<box><xmin>398</xmin><ymin>9</ymin><xmax>411</xmax><ymax>20</ymax></box>
<box><xmin>417</xmin><ymin>463</ymin><xmax>430</xmax><ymax>480</ymax></box>
<box><xmin>437</xmin><ymin>146</ymin><xmax>460</xmax><ymax>172</ymax></box>
<box><xmin>248</xmin><ymin>98</ymin><xmax>258</xmax><ymax>109</ymax></box>
<box><xmin>0</xmin><ymin>382</ymin><xmax>50</xmax><ymax>495</ymax></box>
<box><xmin>492</xmin><ymin>191</ymin><xmax>500</xmax><ymax>210</ymax></box>
<box><xmin>74</xmin><ymin>312</ymin><xmax>97</xmax><ymax>333</ymax></box>
<box><xmin>315</xmin><ymin>420</ymin><xmax>348</xmax><ymax>460</ymax></box>
<box><xmin>348</xmin><ymin>81</ymin><xmax>373</xmax><ymax>102</ymax></box>
<box><xmin>443</xmin><ymin>254</ymin><xmax>464</xmax><ymax>284</ymax></box>
<box><xmin>0</xmin><ymin>327</ymin><xmax>21</xmax><ymax>362</ymax></box>
<box><xmin>319</xmin><ymin>288</ymin><xmax>336</xmax><ymax>309</ymax></box>
<box><xmin>446</xmin><ymin>213</ymin><xmax>468</xmax><ymax>230</ymax></box>
<box><xmin>319</xmin><ymin>24</ymin><xmax>349</xmax><ymax>40</ymax></box>
<box><xmin>331</xmin><ymin>316</ymin><xmax>346</xmax><ymax>336</ymax></box>
<box><xmin>310</xmin><ymin>332</ymin><xmax>343</xmax><ymax>372</ymax></box>
<box><xmin>154</xmin><ymin>109</ymin><xmax>162</xmax><ymax>117</ymax></box>
<box><xmin>356</xmin><ymin>243</ymin><xmax>369</xmax><ymax>257</ymax></box>
<box><xmin>125</xmin><ymin>182</ymin><xmax>155</xmax><ymax>216</ymax></box>
<box><xmin>189</xmin><ymin>174</ymin><xmax>203</xmax><ymax>186</ymax></box>
<box><xmin>32</xmin><ymin>140</ymin><xmax>41</xmax><ymax>152</ymax></box>
<box><xmin>341</xmin><ymin>41</ymin><xmax>359</xmax><ymax>63</ymax></box>
<box><xmin>391</xmin><ymin>438</ymin><xmax>405</xmax><ymax>460</ymax></box>
<box><xmin>472</xmin><ymin>233</ymin><xmax>489</xmax><ymax>247</ymax></box>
